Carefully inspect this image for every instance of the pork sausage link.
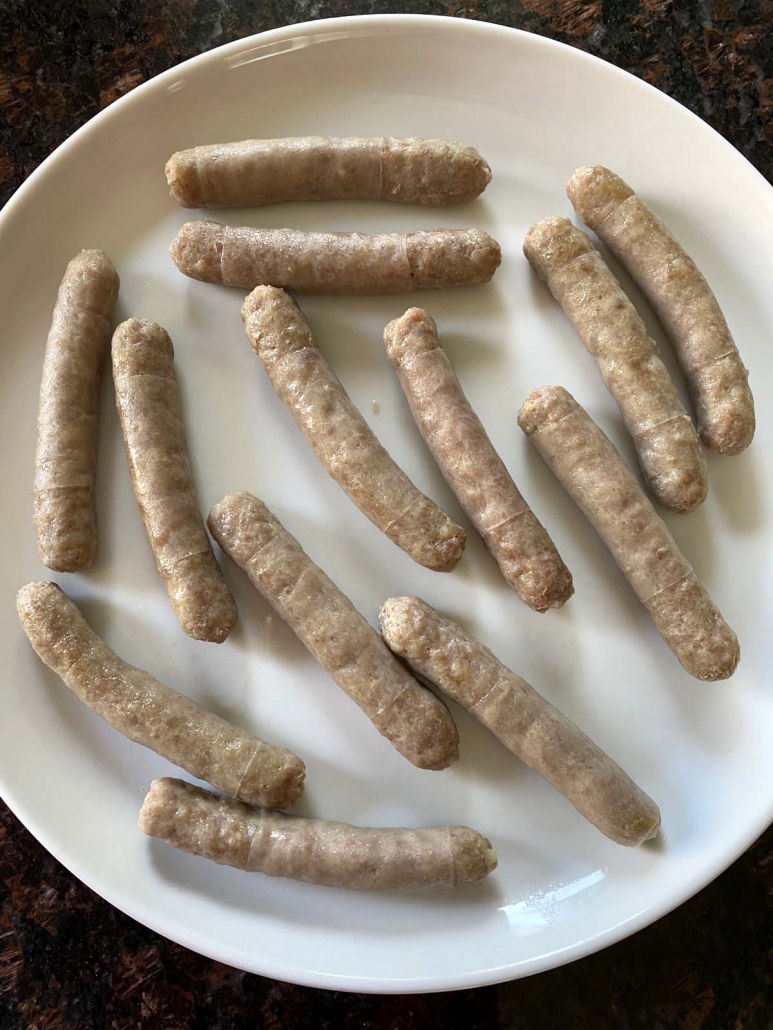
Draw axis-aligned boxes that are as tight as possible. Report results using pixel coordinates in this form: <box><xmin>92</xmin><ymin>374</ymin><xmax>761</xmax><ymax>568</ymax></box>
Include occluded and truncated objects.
<box><xmin>140</xmin><ymin>778</ymin><xmax>496</xmax><ymax>892</ymax></box>
<box><xmin>383</xmin><ymin>307</ymin><xmax>573</xmax><ymax>610</ymax></box>
<box><xmin>170</xmin><ymin>221</ymin><xmax>501</xmax><ymax>294</ymax></box>
<box><xmin>380</xmin><ymin>596</ymin><xmax>661</xmax><ymax>846</ymax></box>
<box><xmin>523</xmin><ymin>216</ymin><xmax>707</xmax><ymax>513</ymax></box>
<box><xmin>207</xmin><ymin>492</ymin><xmax>460</xmax><ymax>770</ymax></box>
<box><xmin>165</xmin><ymin>137</ymin><xmax>492</xmax><ymax>208</ymax></box>
<box><xmin>34</xmin><ymin>250</ymin><xmax>119</xmax><ymax>571</ymax></box>
<box><xmin>17</xmin><ymin>583</ymin><xmax>304</xmax><ymax>809</ymax></box>
<box><xmin>112</xmin><ymin>319</ymin><xmax>237</xmax><ymax>643</ymax></box>
<box><xmin>518</xmin><ymin>386</ymin><xmax>739</xmax><ymax>680</ymax></box>
<box><xmin>567</xmin><ymin>166</ymin><xmax>754</xmax><ymax>455</ymax></box>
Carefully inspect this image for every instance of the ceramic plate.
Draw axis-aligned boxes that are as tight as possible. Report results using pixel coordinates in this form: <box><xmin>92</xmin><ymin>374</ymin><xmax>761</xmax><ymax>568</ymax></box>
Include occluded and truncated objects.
<box><xmin>0</xmin><ymin>14</ymin><xmax>771</xmax><ymax>993</ymax></box>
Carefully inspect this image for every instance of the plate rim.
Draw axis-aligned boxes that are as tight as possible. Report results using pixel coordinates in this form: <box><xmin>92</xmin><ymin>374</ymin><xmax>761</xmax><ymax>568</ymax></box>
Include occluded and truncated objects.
<box><xmin>1</xmin><ymin>12</ymin><xmax>771</xmax><ymax>994</ymax></box>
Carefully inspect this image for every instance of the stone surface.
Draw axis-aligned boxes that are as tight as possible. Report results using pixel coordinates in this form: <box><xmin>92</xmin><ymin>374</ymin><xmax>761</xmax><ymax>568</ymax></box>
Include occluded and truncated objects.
<box><xmin>1</xmin><ymin>0</ymin><xmax>772</xmax><ymax>207</ymax></box>
<box><xmin>2</xmin><ymin>2</ymin><xmax>773</xmax><ymax>1025</ymax></box>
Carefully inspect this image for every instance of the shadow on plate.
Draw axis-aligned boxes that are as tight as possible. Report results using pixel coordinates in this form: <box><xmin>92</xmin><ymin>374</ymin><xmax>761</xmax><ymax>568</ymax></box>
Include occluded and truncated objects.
<box><xmin>707</xmin><ymin>448</ymin><xmax>765</xmax><ymax>536</ymax></box>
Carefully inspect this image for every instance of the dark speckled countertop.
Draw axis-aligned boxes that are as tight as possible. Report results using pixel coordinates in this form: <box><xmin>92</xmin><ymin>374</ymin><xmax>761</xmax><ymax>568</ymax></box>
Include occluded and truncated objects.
<box><xmin>2</xmin><ymin>2</ymin><xmax>773</xmax><ymax>1027</ymax></box>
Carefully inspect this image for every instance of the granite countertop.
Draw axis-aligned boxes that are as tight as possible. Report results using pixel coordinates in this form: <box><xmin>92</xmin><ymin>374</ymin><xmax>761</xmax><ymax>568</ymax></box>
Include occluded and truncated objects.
<box><xmin>2</xmin><ymin>2</ymin><xmax>772</xmax><ymax>1026</ymax></box>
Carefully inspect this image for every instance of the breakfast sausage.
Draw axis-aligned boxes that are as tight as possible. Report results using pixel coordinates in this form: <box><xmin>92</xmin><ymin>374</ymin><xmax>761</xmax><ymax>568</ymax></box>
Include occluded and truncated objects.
<box><xmin>523</xmin><ymin>217</ymin><xmax>707</xmax><ymax>513</ymax></box>
<box><xmin>34</xmin><ymin>250</ymin><xmax>119</xmax><ymax>571</ymax></box>
<box><xmin>380</xmin><ymin>596</ymin><xmax>660</xmax><ymax>847</ymax></box>
<box><xmin>165</xmin><ymin>137</ymin><xmax>492</xmax><ymax>208</ymax></box>
<box><xmin>242</xmin><ymin>288</ymin><xmax>465</xmax><ymax>572</ymax></box>
<box><xmin>518</xmin><ymin>386</ymin><xmax>739</xmax><ymax>680</ymax></box>
<box><xmin>170</xmin><ymin>221</ymin><xmax>501</xmax><ymax>294</ymax></box>
<box><xmin>383</xmin><ymin>307</ymin><xmax>573</xmax><ymax>610</ymax></box>
<box><xmin>112</xmin><ymin>319</ymin><xmax>237</xmax><ymax>643</ymax></box>
<box><xmin>207</xmin><ymin>492</ymin><xmax>460</xmax><ymax>770</ymax></box>
<box><xmin>567</xmin><ymin>166</ymin><xmax>754</xmax><ymax>454</ymax></box>
<box><xmin>17</xmin><ymin>582</ymin><xmax>304</xmax><ymax>809</ymax></box>
<box><xmin>140</xmin><ymin>778</ymin><xmax>496</xmax><ymax>892</ymax></box>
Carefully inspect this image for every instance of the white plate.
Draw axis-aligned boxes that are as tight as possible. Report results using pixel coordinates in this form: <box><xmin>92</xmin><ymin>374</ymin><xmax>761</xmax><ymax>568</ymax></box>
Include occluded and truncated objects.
<box><xmin>0</xmin><ymin>13</ymin><xmax>771</xmax><ymax>994</ymax></box>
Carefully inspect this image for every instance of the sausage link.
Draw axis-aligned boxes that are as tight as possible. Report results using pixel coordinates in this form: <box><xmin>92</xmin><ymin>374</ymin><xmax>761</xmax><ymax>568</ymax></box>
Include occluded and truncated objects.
<box><xmin>380</xmin><ymin>596</ymin><xmax>660</xmax><ymax>846</ymax></box>
<box><xmin>383</xmin><ymin>307</ymin><xmax>573</xmax><ymax>610</ymax></box>
<box><xmin>34</xmin><ymin>250</ymin><xmax>119</xmax><ymax>571</ymax></box>
<box><xmin>207</xmin><ymin>492</ymin><xmax>460</xmax><ymax>771</ymax></box>
<box><xmin>518</xmin><ymin>386</ymin><xmax>739</xmax><ymax>680</ymax></box>
<box><xmin>567</xmin><ymin>166</ymin><xmax>754</xmax><ymax>454</ymax></box>
<box><xmin>165</xmin><ymin>137</ymin><xmax>492</xmax><ymax>208</ymax></box>
<box><xmin>140</xmin><ymin>778</ymin><xmax>496</xmax><ymax>892</ymax></box>
<box><xmin>524</xmin><ymin>217</ymin><xmax>707</xmax><ymax>513</ymax></box>
<box><xmin>170</xmin><ymin>221</ymin><xmax>501</xmax><ymax>294</ymax></box>
<box><xmin>17</xmin><ymin>583</ymin><xmax>304</xmax><ymax>809</ymax></box>
<box><xmin>112</xmin><ymin>319</ymin><xmax>237</xmax><ymax>643</ymax></box>
<box><xmin>243</xmin><ymin>288</ymin><xmax>465</xmax><ymax>571</ymax></box>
